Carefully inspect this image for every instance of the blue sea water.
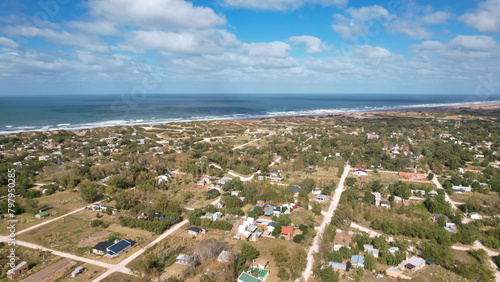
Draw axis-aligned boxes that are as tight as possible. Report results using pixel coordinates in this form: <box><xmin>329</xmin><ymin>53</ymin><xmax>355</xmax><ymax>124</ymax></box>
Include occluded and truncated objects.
<box><xmin>0</xmin><ymin>93</ymin><xmax>499</xmax><ymax>135</ymax></box>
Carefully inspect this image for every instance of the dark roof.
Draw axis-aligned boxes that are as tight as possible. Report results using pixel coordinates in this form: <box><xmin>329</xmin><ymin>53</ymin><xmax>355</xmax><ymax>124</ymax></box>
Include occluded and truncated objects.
<box><xmin>268</xmin><ymin>222</ymin><xmax>278</xmax><ymax>227</ymax></box>
<box><xmin>187</xmin><ymin>226</ymin><xmax>202</xmax><ymax>233</ymax></box>
<box><xmin>106</xmin><ymin>239</ymin><xmax>134</xmax><ymax>255</ymax></box>
<box><xmin>93</xmin><ymin>241</ymin><xmax>114</xmax><ymax>252</ymax></box>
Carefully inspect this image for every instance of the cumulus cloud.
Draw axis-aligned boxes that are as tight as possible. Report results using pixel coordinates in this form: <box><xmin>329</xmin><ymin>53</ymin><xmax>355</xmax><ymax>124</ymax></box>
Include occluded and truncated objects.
<box><xmin>242</xmin><ymin>42</ymin><xmax>291</xmax><ymax>58</ymax></box>
<box><xmin>332</xmin><ymin>5</ymin><xmax>391</xmax><ymax>40</ymax></box>
<box><xmin>460</xmin><ymin>0</ymin><xmax>500</xmax><ymax>33</ymax></box>
<box><xmin>386</xmin><ymin>6</ymin><xmax>451</xmax><ymax>40</ymax></box>
<box><xmin>223</xmin><ymin>0</ymin><xmax>347</xmax><ymax>11</ymax></box>
<box><xmin>1</xmin><ymin>25</ymin><xmax>110</xmax><ymax>52</ymax></box>
<box><xmin>0</xmin><ymin>36</ymin><xmax>19</xmax><ymax>49</ymax></box>
<box><xmin>289</xmin><ymin>35</ymin><xmax>330</xmax><ymax>53</ymax></box>
<box><xmin>89</xmin><ymin>0</ymin><xmax>226</xmax><ymax>30</ymax></box>
<box><xmin>413</xmin><ymin>35</ymin><xmax>499</xmax><ymax>60</ymax></box>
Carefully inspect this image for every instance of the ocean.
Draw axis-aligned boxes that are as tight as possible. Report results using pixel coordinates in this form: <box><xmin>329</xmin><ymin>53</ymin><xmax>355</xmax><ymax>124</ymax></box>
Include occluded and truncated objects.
<box><xmin>0</xmin><ymin>93</ymin><xmax>499</xmax><ymax>135</ymax></box>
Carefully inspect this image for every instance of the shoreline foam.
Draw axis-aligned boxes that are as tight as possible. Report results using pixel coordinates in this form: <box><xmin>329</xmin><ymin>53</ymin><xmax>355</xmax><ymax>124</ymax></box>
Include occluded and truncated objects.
<box><xmin>1</xmin><ymin>100</ymin><xmax>499</xmax><ymax>136</ymax></box>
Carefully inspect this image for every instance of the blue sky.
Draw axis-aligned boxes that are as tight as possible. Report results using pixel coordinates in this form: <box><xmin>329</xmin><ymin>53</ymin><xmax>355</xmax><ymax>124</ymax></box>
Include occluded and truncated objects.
<box><xmin>0</xmin><ymin>0</ymin><xmax>499</xmax><ymax>95</ymax></box>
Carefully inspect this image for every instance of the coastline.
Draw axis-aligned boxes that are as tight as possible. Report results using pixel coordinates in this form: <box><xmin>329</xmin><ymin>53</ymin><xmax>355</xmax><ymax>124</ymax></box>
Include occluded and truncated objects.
<box><xmin>3</xmin><ymin>100</ymin><xmax>500</xmax><ymax>137</ymax></box>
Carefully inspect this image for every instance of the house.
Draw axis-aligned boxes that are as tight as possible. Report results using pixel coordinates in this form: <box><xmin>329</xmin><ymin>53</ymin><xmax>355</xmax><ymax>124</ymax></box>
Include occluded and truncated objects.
<box><xmin>316</xmin><ymin>194</ymin><xmax>327</xmax><ymax>201</ymax></box>
<box><xmin>431</xmin><ymin>214</ymin><xmax>449</xmax><ymax>222</ymax></box>
<box><xmin>333</xmin><ymin>244</ymin><xmax>348</xmax><ymax>251</ymax></box>
<box><xmin>253</xmin><ymin>258</ymin><xmax>269</xmax><ymax>269</ymax></box>
<box><xmin>350</xmin><ymin>255</ymin><xmax>365</xmax><ymax>268</ymax></box>
<box><xmin>154</xmin><ymin>212</ymin><xmax>168</xmax><ymax>221</ymax></box>
<box><xmin>216</xmin><ymin>202</ymin><xmax>225</xmax><ymax>209</ymax></box>
<box><xmin>398</xmin><ymin>257</ymin><xmax>426</xmax><ymax>272</ymax></box>
<box><xmin>176</xmin><ymin>254</ymin><xmax>192</xmax><ymax>265</ymax></box>
<box><xmin>157</xmin><ymin>174</ymin><xmax>172</xmax><ymax>184</ymax></box>
<box><xmin>328</xmin><ymin>262</ymin><xmax>347</xmax><ymax>273</ymax></box>
<box><xmin>453</xmin><ymin>185</ymin><xmax>472</xmax><ymax>192</ymax></box>
<box><xmin>386</xmin><ymin>267</ymin><xmax>403</xmax><ymax>278</ymax></box>
<box><xmin>292</xmin><ymin>185</ymin><xmax>301</xmax><ymax>194</ymax></box>
<box><xmin>352</xmin><ymin>169</ymin><xmax>368</xmax><ymax>176</ymax></box>
<box><xmin>247</xmin><ymin>225</ymin><xmax>258</xmax><ymax>233</ymax></box>
<box><xmin>367</xmin><ymin>248</ymin><xmax>379</xmax><ymax>258</ymax></box>
<box><xmin>137</xmin><ymin>213</ymin><xmax>148</xmax><ymax>220</ymax></box>
<box><xmin>218</xmin><ymin>251</ymin><xmax>237</xmax><ymax>263</ymax></box>
<box><xmin>428</xmin><ymin>190</ymin><xmax>438</xmax><ymax>197</ymax></box>
<box><xmin>238</xmin><ymin>271</ymin><xmax>263</xmax><ymax>282</ymax></box>
<box><xmin>6</xmin><ymin>261</ymin><xmax>28</xmax><ymax>279</ymax></box>
<box><xmin>281</xmin><ymin>226</ymin><xmax>294</xmax><ymax>240</ymax></box>
<box><xmin>393</xmin><ymin>196</ymin><xmax>403</xmax><ymax>204</ymax></box>
<box><xmin>187</xmin><ymin>227</ymin><xmax>206</xmax><ymax>236</ymax></box>
<box><xmin>380</xmin><ymin>201</ymin><xmax>390</xmax><ymax>208</ymax></box>
<box><xmin>106</xmin><ymin>239</ymin><xmax>134</xmax><ymax>258</ymax></box>
<box><xmin>241</xmin><ymin>231</ymin><xmax>252</xmax><ymax>241</ymax></box>
<box><xmin>93</xmin><ymin>241</ymin><xmax>114</xmax><ymax>256</ymax></box>
<box><xmin>39</xmin><ymin>155</ymin><xmax>51</xmax><ymax>161</ymax></box>
<box><xmin>388</xmin><ymin>247</ymin><xmax>400</xmax><ymax>255</ymax></box>
<box><xmin>445</xmin><ymin>222</ymin><xmax>458</xmax><ymax>233</ymax></box>
<box><xmin>312</xmin><ymin>188</ymin><xmax>323</xmax><ymax>195</ymax></box>
<box><xmin>468</xmin><ymin>212</ymin><xmax>482</xmax><ymax>220</ymax></box>
<box><xmin>363</xmin><ymin>245</ymin><xmax>374</xmax><ymax>251</ymax></box>
<box><xmin>71</xmin><ymin>266</ymin><xmax>86</xmax><ymax>277</ymax></box>
<box><xmin>269</xmin><ymin>170</ymin><xmax>281</xmax><ymax>178</ymax></box>
<box><xmin>35</xmin><ymin>211</ymin><xmax>49</xmax><ymax>219</ymax></box>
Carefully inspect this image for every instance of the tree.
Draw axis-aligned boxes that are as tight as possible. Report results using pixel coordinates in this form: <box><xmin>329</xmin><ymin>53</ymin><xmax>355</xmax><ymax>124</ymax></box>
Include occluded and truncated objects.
<box><xmin>277</xmin><ymin>267</ymin><xmax>289</xmax><ymax>281</ymax></box>
<box><xmin>240</xmin><ymin>243</ymin><xmax>259</xmax><ymax>262</ymax></box>
<box><xmin>23</xmin><ymin>198</ymin><xmax>39</xmax><ymax>214</ymax></box>
<box><xmin>302</xmin><ymin>178</ymin><xmax>316</xmax><ymax>193</ymax></box>
<box><xmin>364</xmin><ymin>254</ymin><xmax>376</xmax><ymax>271</ymax></box>
<box><xmin>114</xmin><ymin>191</ymin><xmax>138</xmax><ymax>210</ymax></box>
<box><xmin>78</xmin><ymin>181</ymin><xmax>100</xmax><ymax>203</ymax></box>
<box><xmin>247</xmin><ymin>206</ymin><xmax>263</xmax><ymax>218</ymax></box>
<box><xmin>428</xmin><ymin>173</ymin><xmax>434</xmax><ymax>180</ymax></box>
<box><xmin>346</xmin><ymin>177</ymin><xmax>357</xmax><ymax>186</ymax></box>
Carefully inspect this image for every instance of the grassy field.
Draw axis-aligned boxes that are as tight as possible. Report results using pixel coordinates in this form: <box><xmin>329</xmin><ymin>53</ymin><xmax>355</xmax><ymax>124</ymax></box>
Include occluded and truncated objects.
<box><xmin>100</xmin><ymin>272</ymin><xmax>139</xmax><ymax>282</ymax></box>
<box><xmin>0</xmin><ymin>190</ymin><xmax>86</xmax><ymax>235</ymax></box>
<box><xmin>16</xmin><ymin>209</ymin><xmax>153</xmax><ymax>264</ymax></box>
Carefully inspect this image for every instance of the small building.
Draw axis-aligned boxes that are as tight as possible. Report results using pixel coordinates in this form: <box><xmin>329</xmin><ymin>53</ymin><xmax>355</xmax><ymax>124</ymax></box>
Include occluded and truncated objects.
<box><xmin>137</xmin><ymin>213</ymin><xmax>148</xmax><ymax>220</ymax></box>
<box><xmin>428</xmin><ymin>190</ymin><xmax>438</xmax><ymax>197</ymax></box>
<box><xmin>398</xmin><ymin>257</ymin><xmax>426</xmax><ymax>272</ymax></box>
<box><xmin>468</xmin><ymin>212</ymin><xmax>482</xmax><ymax>220</ymax></box>
<box><xmin>241</xmin><ymin>231</ymin><xmax>252</xmax><ymax>241</ymax></box>
<box><xmin>350</xmin><ymin>255</ymin><xmax>365</xmax><ymax>269</ymax></box>
<box><xmin>35</xmin><ymin>211</ymin><xmax>49</xmax><ymax>219</ymax></box>
<box><xmin>445</xmin><ymin>222</ymin><xmax>458</xmax><ymax>233</ymax></box>
<box><xmin>380</xmin><ymin>201</ymin><xmax>390</xmax><ymax>208</ymax></box>
<box><xmin>388</xmin><ymin>247</ymin><xmax>400</xmax><ymax>255</ymax></box>
<box><xmin>281</xmin><ymin>226</ymin><xmax>294</xmax><ymax>240</ymax></box>
<box><xmin>316</xmin><ymin>194</ymin><xmax>327</xmax><ymax>201</ymax></box>
<box><xmin>176</xmin><ymin>254</ymin><xmax>191</xmax><ymax>265</ymax></box>
<box><xmin>328</xmin><ymin>262</ymin><xmax>347</xmax><ymax>273</ymax></box>
<box><xmin>6</xmin><ymin>261</ymin><xmax>28</xmax><ymax>279</ymax></box>
<box><xmin>453</xmin><ymin>185</ymin><xmax>472</xmax><ymax>192</ymax></box>
<box><xmin>386</xmin><ymin>267</ymin><xmax>403</xmax><ymax>278</ymax></box>
<box><xmin>238</xmin><ymin>271</ymin><xmax>262</xmax><ymax>282</ymax></box>
<box><xmin>431</xmin><ymin>214</ymin><xmax>449</xmax><ymax>222</ymax></box>
<box><xmin>187</xmin><ymin>227</ymin><xmax>206</xmax><ymax>236</ymax></box>
<box><xmin>106</xmin><ymin>239</ymin><xmax>134</xmax><ymax>258</ymax></box>
<box><xmin>352</xmin><ymin>169</ymin><xmax>368</xmax><ymax>176</ymax></box>
<box><xmin>93</xmin><ymin>241</ymin><xmax>114</xmax><ymax>256</ymax></box>
<box><xmin>71</xmin><ymin>266</ymin><xmax>86</xmax><ymax>277</ymax></box>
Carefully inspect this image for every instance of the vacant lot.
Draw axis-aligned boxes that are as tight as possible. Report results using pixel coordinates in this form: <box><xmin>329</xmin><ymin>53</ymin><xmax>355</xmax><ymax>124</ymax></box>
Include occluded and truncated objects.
<box><xmin>0</xmin><ymin>190</ymin><xmax>86</xmax><ymax>235</ymax></box>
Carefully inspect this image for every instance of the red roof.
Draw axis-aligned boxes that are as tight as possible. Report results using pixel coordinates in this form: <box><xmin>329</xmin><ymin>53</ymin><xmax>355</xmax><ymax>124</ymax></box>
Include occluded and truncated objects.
<box><xmin>281</xmin><ymin>226</ymin><xmax>294</xmax><ymax>235</ymax></box>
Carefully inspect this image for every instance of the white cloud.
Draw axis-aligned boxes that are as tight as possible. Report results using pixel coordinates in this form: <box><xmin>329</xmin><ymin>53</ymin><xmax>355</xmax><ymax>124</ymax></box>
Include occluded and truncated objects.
<box><xmin>352</xmin><ymin>45</ymin><xmax>392</xmax><ymax>59</ymax></box>
<box><xmin>242</xmin><ymin>42</ymin><xmax>291</xmax><ymax>57</ymax></box>
<box><xmin>387</xmin><ymin>19</ymin><xmax>433</xmax><ymax>40</ymax></box>
<box><xmin>223</xmin><ymin>0</ymin><xmax>347</xmax><ymax>11</ymax></box>
<box><xmin>1</xmin><ymin>25</ymin><xmax>110</xmax><ymax>52</ymax></box>
<box><xmin>332</xmin><ymin>5</ymin><xmax>391</xmax><ymax>40</ymax></box>
<box><xmin>289</xmin><ymin>35</ymin><xmax>329</xmax><ymax>53</ymax></box>
<box><xmin>0</xmin><ymin>36</ymin><xmax>19</xmax><ymax>49</ymax></box>
<box><xmin>414</xmin><ymin>35</ymin><xmax>499</xmax><ymax>60</ymax></box>
<box><xmin>460</xmin><ymin>0</ymin><xmax>500</xmax><ymax>33</ymax></box>
<box><xmin>422</xmin><ymin>11</ymin><xmax>451</xmax><ymax>25</ymax></box>
<box><xmin>118</xmin><ymin>29</ymin><xmax>240</xmax><ymax>54</ymax></box>
<box><xmin>67</xmin><ymin>21</ymin><xmax>121</xmax><ymax>36</ymax></box>
<box><xmin>89</xmin><ymin>0</ymin><xmax>226</xmax><ymax>30</ymax></box>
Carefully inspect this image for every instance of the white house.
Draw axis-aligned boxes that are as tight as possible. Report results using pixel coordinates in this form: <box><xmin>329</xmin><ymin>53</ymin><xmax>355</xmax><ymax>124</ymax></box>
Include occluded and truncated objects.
<box><xmin>352</xmin><ymin>169</ymin><xmax>368</xmax><ymax>176</ymax></box>
<box><xmin>453</xmin><ymin>185</ymin><xmax>472</xmax><ymax>192</ymax></box>
<box><xmin>468</xmin><ymin>212</ymin><xmax>482</xmax><ymax>220</ymax></box>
